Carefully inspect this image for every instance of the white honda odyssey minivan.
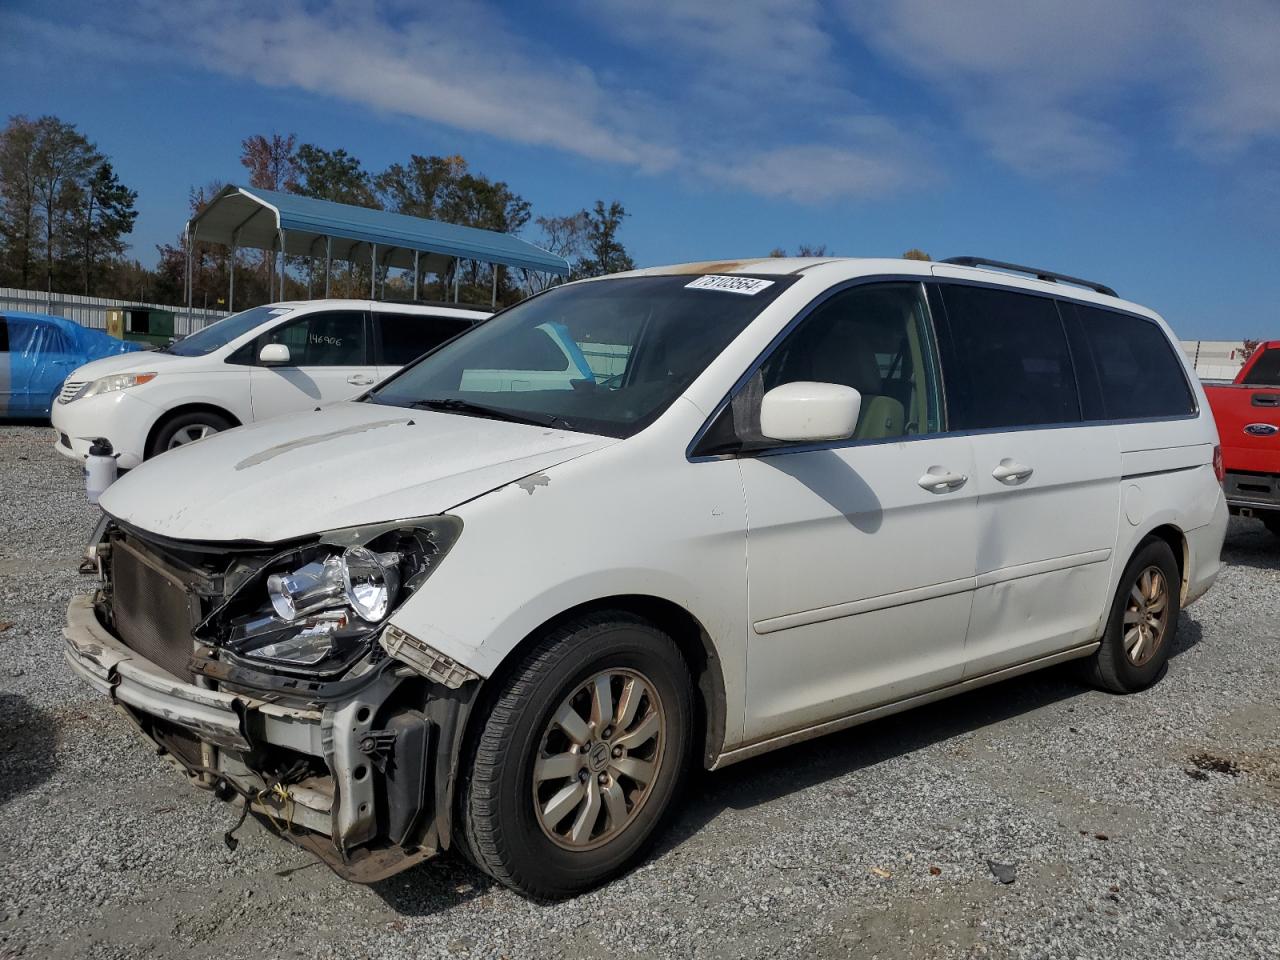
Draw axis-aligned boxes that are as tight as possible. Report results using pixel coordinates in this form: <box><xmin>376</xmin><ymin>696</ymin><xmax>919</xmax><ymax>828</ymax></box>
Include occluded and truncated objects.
<box><xmin>64</xmin><ymin>256</ymin><xmax>1227</xmax><ymax>898</ymax></box>
<box><xmin>51</xmin><ymin>299</ymin><xmax>488</xmax><ymax>467</ymax></box>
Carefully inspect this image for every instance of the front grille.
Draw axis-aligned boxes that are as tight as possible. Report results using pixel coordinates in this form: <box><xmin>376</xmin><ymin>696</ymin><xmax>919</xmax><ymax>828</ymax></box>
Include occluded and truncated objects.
<box><xmin>111</xmin><ymin>539</ymin><xmax>201</xmax><ymax>680</ymax></box>
<box><xmin>58</xmin><ymin>380</ymin><xmax>85</xmax><ymax>404</ymax></box>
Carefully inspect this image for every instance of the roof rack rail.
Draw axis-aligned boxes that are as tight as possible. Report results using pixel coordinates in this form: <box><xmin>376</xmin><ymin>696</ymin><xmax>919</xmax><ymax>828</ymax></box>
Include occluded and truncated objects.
<box><xmin>940</xmin><ymin>256</ymin><xmax>1117</xmax><ymax>298</ymax></box>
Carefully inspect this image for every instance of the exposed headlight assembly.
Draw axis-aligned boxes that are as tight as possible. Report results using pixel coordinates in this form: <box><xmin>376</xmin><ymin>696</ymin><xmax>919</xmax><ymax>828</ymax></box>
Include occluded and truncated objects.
<box><xmin>74</xmin><ymin>372</ymin><xmax>157</xmax><ymax>401</ymax></box>
<box><xmin>198</xmin><ymin>516</ymin><xmax>461</xmax><ymax>675</ymax></box>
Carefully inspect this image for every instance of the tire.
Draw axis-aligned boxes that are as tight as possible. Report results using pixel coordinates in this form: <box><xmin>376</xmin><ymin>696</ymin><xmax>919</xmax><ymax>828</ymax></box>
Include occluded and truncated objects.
<box><xmin>1086</xmin><ymin>537</ymin><xmax>1181</xmax><ymax>694</ymax></box>
<box><xmin>148</xmin><ymin>411</ymin><xmax>233</xmax><ymax>458</ymax></box>
<box><xmin>1263</xmin><ymin>514</ymin><xmax>1280</xmax><ymax>539</ymax></box>
<box><xmin>460</xmin><ymin>611</ymin><xmax>693</xmax><ymax>899</ymax></box>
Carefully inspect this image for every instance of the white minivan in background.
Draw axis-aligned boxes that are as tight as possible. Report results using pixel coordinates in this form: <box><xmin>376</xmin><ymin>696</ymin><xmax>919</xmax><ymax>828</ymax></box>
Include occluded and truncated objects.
<box><xmin>51</xmin><ymin>299</ymin><xmax>489</xmax><ymax>467</ymax></box>
<box><xmin>64</xmin><ymin>256</ymin><xmax>1227</xmax><ymax>899</ymax></box>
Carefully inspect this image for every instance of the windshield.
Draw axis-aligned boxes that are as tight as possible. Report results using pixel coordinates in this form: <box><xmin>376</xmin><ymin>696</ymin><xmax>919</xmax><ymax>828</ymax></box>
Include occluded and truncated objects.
<box><xmin>367</xmin><ymin>274</ymin><xmax>795</xmax><ymax>438</ymax></box>
<box><xmin>163</xmin><ymin>305</ymin><xmax>294</xmax><ymax>357</ymax></box>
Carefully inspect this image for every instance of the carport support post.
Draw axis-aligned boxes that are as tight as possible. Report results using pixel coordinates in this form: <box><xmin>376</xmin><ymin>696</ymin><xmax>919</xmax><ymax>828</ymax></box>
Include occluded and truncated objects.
<box><xmin>491</xmin><ymin>264</ymin><xmax>498</xmax><ymax>307</ymax></box>
<box><xmin>324</xmin><ymin>236</ymin><xmax>332</xmax><ymax>298</ymax></box>
<box><xmin>277</xmin><ymin>228</ymin><xmax>287</xmax><ymax>301</ymax></box>
<box><xmin>370</xmin><ymin>243</ymin><xmax>378</xmax><ymax>299</ymax></box>
<box><xmin>184</xmin><ymin>223</ymin><xmax>192</xmax><ymax>315</ymax></box>
<box><xmin>228</xmin><ymin>231</ymin><xmax>238</xmax><ymax>313</ymax></box>
<box><xmin>413</xmin><ymin>250</ymin><xmax>420</xmax><ymax>301</ymax></box>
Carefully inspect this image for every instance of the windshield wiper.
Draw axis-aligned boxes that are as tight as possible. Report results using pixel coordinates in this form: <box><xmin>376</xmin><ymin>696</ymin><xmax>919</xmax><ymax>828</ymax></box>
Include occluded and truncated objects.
<box><xmin>409</xmin><ymin>397</ymin><xmax>573</xmax><ymax>430</ymax></box>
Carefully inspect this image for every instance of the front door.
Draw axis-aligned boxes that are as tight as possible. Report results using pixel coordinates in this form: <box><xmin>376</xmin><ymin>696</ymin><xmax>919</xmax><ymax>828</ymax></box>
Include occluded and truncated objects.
<box><xmin>738</xmin><ymin>281</ymin><xmax>980</xmax><ymax>742</ymax></box>
<box><xmin>249</xmin><ymin>310</ymin><xmax>376</xmax><ymax>421</ymax></box>
<box><xmin>931</xmin><ymin>281</ymin><xmax>1121</xmax><ymax>676</ymax></box>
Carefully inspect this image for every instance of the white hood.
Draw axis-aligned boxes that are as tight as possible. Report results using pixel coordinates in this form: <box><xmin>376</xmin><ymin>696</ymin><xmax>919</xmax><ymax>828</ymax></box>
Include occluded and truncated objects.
<box><xmin>100</xmin><ymin>401</ymin><xmax>618</xmax><ymax>542</ymax></box>
<box><xmin>70</xmin><ymin>349</ymin><xmax>194</xmax><ymax>381</ymax></box>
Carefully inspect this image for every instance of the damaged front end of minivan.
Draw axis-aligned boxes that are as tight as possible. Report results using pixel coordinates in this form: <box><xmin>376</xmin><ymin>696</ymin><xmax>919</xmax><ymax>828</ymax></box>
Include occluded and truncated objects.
<box><xmin>63</xmin><ymin>514</ymin><xmax>483</xmax><ymax>882</ymax></box>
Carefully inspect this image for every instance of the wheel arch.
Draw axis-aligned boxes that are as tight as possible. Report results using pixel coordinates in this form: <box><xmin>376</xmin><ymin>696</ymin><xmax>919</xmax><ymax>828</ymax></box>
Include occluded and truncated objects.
<box><xmin>1142</xmin><ymin>522</ymin><xmax>1189</xmax><ymax>602</ymax></box>
<box><xmin>469</xmin><ymin>595</ymin><xmax>728</xmax><ymax>772</ymax></box>
<box><xmin>144</xmin><ymin>402</ymin><xmax>242</xmax><ymax>457</ymax></box>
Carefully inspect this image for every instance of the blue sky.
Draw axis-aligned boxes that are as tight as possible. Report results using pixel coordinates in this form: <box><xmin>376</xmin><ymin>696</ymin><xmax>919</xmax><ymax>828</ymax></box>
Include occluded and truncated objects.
<box><xmin>2</xmin><ymin>0</ymin><xmax>1277</xmax><ymax>338</ymax></box>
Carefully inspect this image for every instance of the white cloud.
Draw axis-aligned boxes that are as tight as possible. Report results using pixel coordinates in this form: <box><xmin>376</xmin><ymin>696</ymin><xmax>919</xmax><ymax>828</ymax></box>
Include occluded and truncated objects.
<box><xmin>841</xmin><ymin>0</ymin><xmax>1280</xmax><ymax>177</ymax></box>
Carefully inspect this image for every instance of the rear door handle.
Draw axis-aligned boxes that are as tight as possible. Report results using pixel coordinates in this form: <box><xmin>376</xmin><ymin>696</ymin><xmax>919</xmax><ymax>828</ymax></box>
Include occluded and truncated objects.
<box><xmin>991</xmin><ymin>459</ymin><xmax>1034</xmax><ymax>484</ymax></box>
<box><xmin>347</xmin><ymin>374</ymin><xmax>376</xmax><ymax>386</ymax></box>
<box><xmin>918</xmin><ymin>468</ymin><xmax>968</xmax><ymax>493</ymax></box>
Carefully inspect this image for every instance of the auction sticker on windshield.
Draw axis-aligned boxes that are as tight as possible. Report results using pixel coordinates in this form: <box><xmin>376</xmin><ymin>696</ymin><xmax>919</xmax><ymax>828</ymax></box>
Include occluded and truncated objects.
<box><xmin>686</xmin><ymin>275</ymin><xmax>775</xmax><ymax>295</ymax></box>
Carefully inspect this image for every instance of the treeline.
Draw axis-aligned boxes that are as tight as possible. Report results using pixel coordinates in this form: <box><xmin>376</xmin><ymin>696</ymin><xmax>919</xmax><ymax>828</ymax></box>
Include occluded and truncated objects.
<box><xmin>0</xmin><ymin>115</ymin><xmax>140</xmax><ymax>297</ymax></box>
<box><xmin>0</xmin><ymin>116</ymin><xmax>636</xmax><ymax>310</ymax></box>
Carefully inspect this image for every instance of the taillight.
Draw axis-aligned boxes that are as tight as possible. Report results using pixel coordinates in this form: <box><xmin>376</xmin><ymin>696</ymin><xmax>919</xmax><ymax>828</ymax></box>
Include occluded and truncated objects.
<box><xmin>1212</xmin><ymin>444</ymin><xmax>1225</xmax><ymax>484</ymax></box>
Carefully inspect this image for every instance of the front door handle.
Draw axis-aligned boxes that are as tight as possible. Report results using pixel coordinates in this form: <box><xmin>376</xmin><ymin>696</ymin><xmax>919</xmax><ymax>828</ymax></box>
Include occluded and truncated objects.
<box><xmin>347</xmin><ymin>374</ymin><xmax>376</xmax><ymax>386</ymax></box>
<box><xmin>991</xmin><ymin>459</ymin><xmax>1034</xmax><ymax>484</ymax></box>
<box><xmin>918</xmin><ymin>468</ymin><xmax>968</xmax><ymax>493</ymax></box>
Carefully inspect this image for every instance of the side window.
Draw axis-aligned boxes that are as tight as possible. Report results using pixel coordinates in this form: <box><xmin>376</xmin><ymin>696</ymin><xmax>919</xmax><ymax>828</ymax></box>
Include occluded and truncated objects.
<box><xmin>376</xmin><ymin>313</ymin><xmax>473</xmax><ymax>366</ymax></box>
<box><xmin>264</xmin><ymin>311</ymin><xmax>367</xmax><ymax>366</ymax></box>
<box><xmin>1241</xmin><ymin>349</ymin><xmax>1280</xmax><ymax>388</ymax></box>
<box><xmin>751</xmin><ymin>282</ymin><xmax>943</xmax><ymax>442</ymax></box>
<box><xmin>0</xmin><ymin>317</ymin><xmax>8</xmax><ymax>352</ymax></box>
<box><xmin>939</xmin><ymin>285</ymin><xmax>1080</xmax><ymax>430</ymax></box>
<box><xmin>1072</xmin><ymin>304</ymin><xmax>1196</xmax><ymax>418</ymax></box>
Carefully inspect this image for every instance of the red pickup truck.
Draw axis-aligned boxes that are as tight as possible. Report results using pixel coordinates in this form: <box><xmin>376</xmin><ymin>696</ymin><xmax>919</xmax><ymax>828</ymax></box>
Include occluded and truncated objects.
<box><xmin>1204</xmin><ymin>341</ymin><xmax>1280</xmax><ymax>536</ymax></box>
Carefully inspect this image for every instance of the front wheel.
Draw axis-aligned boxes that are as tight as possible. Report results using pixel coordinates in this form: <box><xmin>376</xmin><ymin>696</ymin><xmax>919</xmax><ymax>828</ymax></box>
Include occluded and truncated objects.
<box><xmin>148</xmin><ymin>411</ymin><xmax>233</xmax><ymax>457</ymax></box>
<box><xmin>1085</xmin><ymin>537</ymin><xmax>1181</xmax><ymax>693</ymax></box>
<box><xmin>460</xmin><ymin>612</ymin><xmax>693</xmax><ymax>899</ymax></box>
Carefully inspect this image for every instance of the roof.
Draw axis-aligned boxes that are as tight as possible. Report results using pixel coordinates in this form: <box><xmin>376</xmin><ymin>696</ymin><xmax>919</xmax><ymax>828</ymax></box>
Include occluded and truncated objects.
<box><xmin>621</xmin><ymin>256</ymin><xmax>1144</xmax><ymax>313</ymax></box>
<box><xmin>188</xmin><ymin>185</ymin><xmax>570</xmax><ymax>276</ymax></box>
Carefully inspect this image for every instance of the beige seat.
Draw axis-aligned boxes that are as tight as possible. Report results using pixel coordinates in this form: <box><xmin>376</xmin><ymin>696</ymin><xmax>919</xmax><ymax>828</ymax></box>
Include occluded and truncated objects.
<box><xmin>807</xmin><ymin>324</ymin><xmax>905</xmax><ymax>440</ymax></box>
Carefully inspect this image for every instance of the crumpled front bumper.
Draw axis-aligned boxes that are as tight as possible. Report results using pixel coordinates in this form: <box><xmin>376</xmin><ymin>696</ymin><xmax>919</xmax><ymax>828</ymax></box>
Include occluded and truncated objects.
<box><xmin>63</xmin><ymin>592</ymin><xmax>476</xmax><ymax>882</ymax></box>
<box><xmin>63</xmin><ymin>593</ymin><xmax>322</xmax><ymax>756</ymax></box>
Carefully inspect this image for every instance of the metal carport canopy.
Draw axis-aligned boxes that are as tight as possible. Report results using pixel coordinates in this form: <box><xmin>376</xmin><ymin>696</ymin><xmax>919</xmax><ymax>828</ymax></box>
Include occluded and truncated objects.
<box><xmin>187</xmin><ymin>185</ymin><xmax>571</xmax><ymax>275</ymax></box>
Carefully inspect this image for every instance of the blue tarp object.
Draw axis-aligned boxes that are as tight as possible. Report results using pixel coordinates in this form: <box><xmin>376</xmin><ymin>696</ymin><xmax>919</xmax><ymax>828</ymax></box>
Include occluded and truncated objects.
<box><xmin>1</xmin><ymin>311</ymin><xmax>144</xmax><ymax>418</ymax></box>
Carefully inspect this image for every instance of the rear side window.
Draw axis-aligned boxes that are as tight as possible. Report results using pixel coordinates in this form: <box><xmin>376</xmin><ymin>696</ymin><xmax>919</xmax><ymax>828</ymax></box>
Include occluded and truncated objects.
<box><xmin>938</xmin><ymin>285</ymin><xmax>1080</xmax><ymax>430</ymax></box>
<box><xmin>376</xmin><ymin>313</ymin><xmax>473</xmax><ymax>366</ymax></box>
<box><xmin>1073</xmin><ymin>305</ymin><xmax>1196</xmax><ymax>419</ymax></box>
<box><xmin>1241</xmin><ymin>349</ymin><xmax>1280</xmax><ymax>387</ymax></box>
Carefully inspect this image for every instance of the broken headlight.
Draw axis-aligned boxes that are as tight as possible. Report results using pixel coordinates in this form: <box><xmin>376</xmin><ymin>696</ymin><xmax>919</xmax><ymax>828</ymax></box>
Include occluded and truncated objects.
<box><xmin>199</xmin><ymin>516</ymin><xmax>461</xmax><ymax>675</ymax></box>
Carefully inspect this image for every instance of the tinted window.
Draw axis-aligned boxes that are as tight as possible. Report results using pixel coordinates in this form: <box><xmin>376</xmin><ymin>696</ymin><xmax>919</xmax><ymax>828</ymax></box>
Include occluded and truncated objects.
<box><xmin>0</xmin><ymin>317</ymin><xmax>8</xmax><ymax>352</ymax></box>
<box><xmin>751</xmin><ymin>282</ymin><xmax>943</xmax><ymax>441</ymax></box>
<box><xmin>369</xmin><ymin>274</ymin><xmax>796</xmax><ymax>439</ymax></box>
<box><xmin>939</xmin><ymin>285</ymin><xmax>1080</xmax><ymax>430</ymax></box>
<box><xmin>1072</xmin><ymin>305</ymin><xmax>1196</xmax><ymax>418</ymax></box>
<box><xmin>265</xmin><ymin>311</ymin><xmax>367</xmax><ymax>366</ymax></box>
<box><xmin>376</xmin><ymin>313</ymin><xmax>474</xmax><ymax>366</ymax></box>
<box><xmin>1242</xmin><ymin>348</ymin><xmax>1280</xmax><ymax>387</ymax></box>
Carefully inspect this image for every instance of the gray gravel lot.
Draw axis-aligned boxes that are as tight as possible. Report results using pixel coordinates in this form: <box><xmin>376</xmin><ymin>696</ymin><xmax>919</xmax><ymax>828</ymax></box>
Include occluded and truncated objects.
<box><xmin>1</xmin><ymin>422</ymin><xmax>1278</xmax><ymax>960</ymax></box>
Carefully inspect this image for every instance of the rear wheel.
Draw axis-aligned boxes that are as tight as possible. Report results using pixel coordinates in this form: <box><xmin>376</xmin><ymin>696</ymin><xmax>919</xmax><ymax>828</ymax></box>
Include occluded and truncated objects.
<box><xmin>1086</xmin><ymin>538</ymin><xmax>1181</xmax><ymax>693</ymax></box>
<box><xmin>460</xmin><ymin>612</ymin><xmax>693</xmax><ymax>899</ymax></box>
<box><xmin>148</xmin><ymin>411</ymin><xmax>232</xmax><ymax>458</ymax></box>
<box><xmin>1263</xmin><ymin>514</ymin><xmax>1280</xmax><ymax>539</ymax></box>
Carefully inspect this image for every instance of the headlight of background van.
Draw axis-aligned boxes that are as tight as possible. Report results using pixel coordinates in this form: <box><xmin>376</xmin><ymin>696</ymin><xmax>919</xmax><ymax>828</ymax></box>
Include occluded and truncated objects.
<box><xmin>195</xmin><ymin>516</ymin><xmax>462</xmax><ymax>675</ymax></box>
<box><xmin>74</xmin><ymin>371</ymin><xmax>157</xmax><ymax>401</ymax></box>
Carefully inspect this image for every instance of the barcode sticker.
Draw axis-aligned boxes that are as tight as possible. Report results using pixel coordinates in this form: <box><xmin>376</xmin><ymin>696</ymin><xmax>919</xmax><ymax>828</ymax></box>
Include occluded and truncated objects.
<box><xmin>686</xmin><ymin>275</ymin><xmax>775</xmax><ymax>295</ymax></box>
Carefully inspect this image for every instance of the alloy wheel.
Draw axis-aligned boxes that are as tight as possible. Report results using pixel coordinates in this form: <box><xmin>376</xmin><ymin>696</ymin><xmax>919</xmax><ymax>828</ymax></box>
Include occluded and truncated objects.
<box><xmin>167</xmin><ymin>424</ymin><xmax>219</xmax><ymax>448</ymax></box>
<box><xmin>532</xmin><ymin>668</ymin><xmax>666</xmax><ymax>851</ymax></box>
<box><xmin>1123</xmin><ymin>565</ymin><xmax>1170</xmax><ymax>667</ymax></box>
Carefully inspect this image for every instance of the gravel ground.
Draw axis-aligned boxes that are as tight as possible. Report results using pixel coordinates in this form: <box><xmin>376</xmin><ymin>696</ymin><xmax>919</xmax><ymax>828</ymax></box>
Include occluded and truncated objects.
<box><xmin>1</xmin><ymin>422</ymin><xmax>1278</xmax><ymax>960</ymax></box>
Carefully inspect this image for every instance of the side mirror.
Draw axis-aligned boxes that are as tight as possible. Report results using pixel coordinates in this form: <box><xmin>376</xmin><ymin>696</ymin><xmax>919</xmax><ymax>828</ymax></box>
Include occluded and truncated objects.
<box><xmin>259</xmin><ymin>343</ymin><xmax>290</xmax><ymax>365</ymax></box>
<box><xmin>759</xmin><ymin>382</ymin><xmax>862</xmax><ymax>442</ymax></box>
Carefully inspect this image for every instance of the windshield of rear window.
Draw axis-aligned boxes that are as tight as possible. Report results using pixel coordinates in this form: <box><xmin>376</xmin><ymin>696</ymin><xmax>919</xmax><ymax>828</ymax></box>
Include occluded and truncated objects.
<box><xmin>367</xmin><ymin>274</ymin><xmax>795</xmax><ymax>438</ymax></box>
<box><xmin>163</xmin><ymin>306</ymin><xmax>294</xmax><ymax>357</ymax></box>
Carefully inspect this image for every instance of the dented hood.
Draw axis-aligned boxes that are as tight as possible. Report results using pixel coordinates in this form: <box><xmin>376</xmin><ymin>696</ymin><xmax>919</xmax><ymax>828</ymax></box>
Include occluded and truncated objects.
<box><xmin>100</xmin><ymin>401</ymin><xmax>617</xmax><ymax>542</ymax></box>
